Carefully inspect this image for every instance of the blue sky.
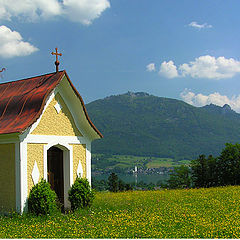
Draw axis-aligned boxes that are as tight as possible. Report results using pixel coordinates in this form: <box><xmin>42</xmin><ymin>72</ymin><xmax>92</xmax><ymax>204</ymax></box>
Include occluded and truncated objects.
<box><xmin>1</xmin><ymin>1</ymin><xmax>240</xmax><ymax>111</ymax></box>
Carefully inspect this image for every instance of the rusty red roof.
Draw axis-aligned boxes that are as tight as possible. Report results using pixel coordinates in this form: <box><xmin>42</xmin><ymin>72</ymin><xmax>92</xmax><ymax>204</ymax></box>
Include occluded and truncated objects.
<box><xmin>0</xmin><ymin>70</ymin><xmax>103</xmax><ymax>138</ymax></box>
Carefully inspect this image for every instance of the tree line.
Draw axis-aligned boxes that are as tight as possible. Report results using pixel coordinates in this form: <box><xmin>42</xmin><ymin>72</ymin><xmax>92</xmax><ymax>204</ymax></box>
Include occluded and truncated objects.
<box><xmin>92</xmin><ymin>173</ymin><xmax>157</xmax><ymax>192</ymax></box>
<box><xmin>167</xmin><ymin>143</ymin><xmax>240</xmax><ymax>189</ymax></box>
<box><xmin>92</xmin><ymin>173</ymin><xmax>133</xmax><ymax>192</ymax></box>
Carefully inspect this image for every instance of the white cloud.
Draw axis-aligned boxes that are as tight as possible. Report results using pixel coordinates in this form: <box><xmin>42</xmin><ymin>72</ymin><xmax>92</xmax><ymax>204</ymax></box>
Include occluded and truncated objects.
<box><xmin>0</xmin><ymin>25</ymin><xmax>38</xmax><ymax>58</ymax></box>
<box><xmin>0</xmin><ymin>0</ymin><xmax>110</xmax><ymax>24</ymax></box>
<box><xmin>146</xmin><ymin>63</ymin><xmax>156</xmax><ymax>72</ymax></box>
<box><xmin>179</xmin><ymin>56</ymin><xmax>240</xmax><ymax>79</ymax></box>
<box><xmin>0</xmin><ymin>0</ymin><xmax>62</xmax><ymax>21</ymax></box>
<box><xmin>62</xmin><ymin>0</ymin><xmax>110</xmax><ymax>25</ymax></box>
<box><xmin>188</xmin><ymin>21</ymin><xmax>212</xmax><ymax>29</ymax></box>
<box><xmin>180</xmin><ymin>89</ymin><xmax>240</xmax><ymax>113</ymax></box>
<box><xmin>159</xmin><ymin>61</ymin><xmax>179</xmax><ymax>78</ymax></box>
<box><xmin>151</xmin><ymin>56</ymin><xmax>240</xmax><ymax>79</ymax></box>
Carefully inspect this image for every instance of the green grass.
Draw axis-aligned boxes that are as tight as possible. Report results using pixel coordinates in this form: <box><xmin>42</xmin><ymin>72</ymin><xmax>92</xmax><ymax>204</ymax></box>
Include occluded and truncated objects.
<box><xmin>1</xmin><ymin>186</ymin><xmax>240</xmax><ymax>238</ymax></box>
<box><xmin>178</xmin><ymin>159</ymin><xmax>191</xmax><ymax>165</ymax></box>
<box><xmin>92</xmin><ymin>153</ymin><xmax>191</xmax><ymax>170</ymax></box>
<box><xmin>106</xmin><ymin>154</ymin><xmax>148</xmax><ymax>168</ymax></box>
<box><xmin>146</xmin><ymin>157</ymin><xmax>175</xmax><ymax>168</ymax></box>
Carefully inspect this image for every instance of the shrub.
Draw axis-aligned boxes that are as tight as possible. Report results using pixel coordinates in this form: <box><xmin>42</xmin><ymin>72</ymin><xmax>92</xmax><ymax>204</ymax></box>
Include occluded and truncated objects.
<box><xmin>68</xmin><ymin>177</ymin><xmax>94</xmax><ymax>211</ymax></box>
<box><xmin>28</xmin><ymin>179</ymin><xmax>59</xmax><ymax>215</ymax></box>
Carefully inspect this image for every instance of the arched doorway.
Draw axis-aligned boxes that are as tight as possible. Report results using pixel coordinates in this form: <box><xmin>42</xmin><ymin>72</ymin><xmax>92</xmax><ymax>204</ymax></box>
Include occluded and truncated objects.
<box><xmin>47</xmin><ymin>146</ymin><xmax>64</xmax><ymax>207</ymax></box>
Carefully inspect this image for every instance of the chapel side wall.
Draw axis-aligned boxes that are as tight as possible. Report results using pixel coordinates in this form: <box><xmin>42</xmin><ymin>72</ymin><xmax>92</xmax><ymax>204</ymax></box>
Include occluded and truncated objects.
<box><xmin>27</xmin><ymin>143</ymin><xmax>45</xmax><ymax>195</ymax></box>
<box><xmin>0</xmin><ymin>144</ymin><xmax>16</xmax><ymax>212</ymax></box>
<box><xmin>71</xmin><ymin>144</ymin><xmax>86</xmax><ymax>182</ymax></box>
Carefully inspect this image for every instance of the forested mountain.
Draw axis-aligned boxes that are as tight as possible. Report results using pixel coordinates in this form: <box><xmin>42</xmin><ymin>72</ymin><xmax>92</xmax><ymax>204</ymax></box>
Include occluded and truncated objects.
<box><xmin>86</xmin><ymin>92</ymin><xmax>240</xmax><ymax>160</ymax></box>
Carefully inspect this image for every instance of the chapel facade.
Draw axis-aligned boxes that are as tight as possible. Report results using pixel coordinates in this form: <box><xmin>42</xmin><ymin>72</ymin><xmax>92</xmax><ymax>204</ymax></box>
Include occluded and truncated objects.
<box><xmin>0</xmin><ymin>70</ymin><xmax>102</xmax><ymax>213</ymax></box>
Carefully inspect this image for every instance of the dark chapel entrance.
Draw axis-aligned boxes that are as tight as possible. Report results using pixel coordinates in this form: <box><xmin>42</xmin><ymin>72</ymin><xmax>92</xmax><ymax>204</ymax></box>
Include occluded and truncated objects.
<box><xmin>47</xmin><ymin>146</ymin><xmax>64</xmax><ymax>207</ymax></box>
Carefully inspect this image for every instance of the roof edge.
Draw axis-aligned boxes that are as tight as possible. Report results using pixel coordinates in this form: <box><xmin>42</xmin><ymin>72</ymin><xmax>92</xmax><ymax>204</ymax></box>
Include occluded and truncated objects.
<box><xmin>63</xmin><ymin>70</ymin><xmax>103</xmax><ymax>139</ymax></box>
<box><xmin>0</xmin><ymin>70</ymin><xmax>65</xmax><ymax>87</ymax></box>
<box><xmin>20</xmin><ymin>71</ymin><xmax>66</xmax><ymax>134</ymax></box>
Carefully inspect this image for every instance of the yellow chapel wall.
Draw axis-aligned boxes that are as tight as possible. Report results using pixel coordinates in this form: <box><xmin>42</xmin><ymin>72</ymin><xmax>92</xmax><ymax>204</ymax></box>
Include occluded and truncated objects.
<box><xmin>26</xmin><ymin>143</ymin><xmax>87</xmax><ymax>194</ymax></box>
<box><xmin>27</xmin><ymin>143</ymin><xmax>45</xmax><ymax>195</ymax></box>
<box><xmin>31</xmin><ymin>93</ymin><xmax>83</xmax><ymax>136</ymax></box>
<box><xmin>71</xmin><ymin>144</ymin><xmax>86</xmax><ymax>181</ymax></box>
<box><xmin>0</xmin><ymin>143</ymin><xmax>16</xmax><ymax>212</ymax></box>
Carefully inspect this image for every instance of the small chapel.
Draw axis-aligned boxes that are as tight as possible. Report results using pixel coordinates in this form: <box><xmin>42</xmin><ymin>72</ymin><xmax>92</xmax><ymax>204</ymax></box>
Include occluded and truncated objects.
<box><xmin>0</xmin><ymin>49</ymin><xmax>103</xmax><ymax>213</ymax></box>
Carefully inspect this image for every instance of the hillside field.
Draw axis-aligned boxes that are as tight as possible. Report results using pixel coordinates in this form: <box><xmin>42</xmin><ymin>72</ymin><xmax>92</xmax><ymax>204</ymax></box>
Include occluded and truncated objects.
<box><xmin>92</xmin><ymin>153</ymin><xmax>190</xmax><ymax>171</ymax></box>
<box><xmin>1</xmin><ymin>186</ymin><xmax>240</xmax><ymax>238</ymax></box>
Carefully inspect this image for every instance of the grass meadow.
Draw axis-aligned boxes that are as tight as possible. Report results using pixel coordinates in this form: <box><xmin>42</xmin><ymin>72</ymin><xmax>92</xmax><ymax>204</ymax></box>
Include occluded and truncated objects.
<box><xmin>1</xmin><ymin>186</ymin><xmax>240</xmax><ymax>238</ymax></box>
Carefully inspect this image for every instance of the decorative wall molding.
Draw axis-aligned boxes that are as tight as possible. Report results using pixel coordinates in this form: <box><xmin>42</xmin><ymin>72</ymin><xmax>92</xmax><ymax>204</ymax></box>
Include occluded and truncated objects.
<box><xmin>54</xmin><ymin>102</ymin><xmax>62</xmax><ymax>114</ymax></box>
<box><xmin>77</xmin><ymin>160</ymin><xmax>83</xmax><ymax>177</ymax></box>
<box><xmin>31</xmin><ymin>161</ymin><xmax>40</xmax><ymax>185</ymax></box>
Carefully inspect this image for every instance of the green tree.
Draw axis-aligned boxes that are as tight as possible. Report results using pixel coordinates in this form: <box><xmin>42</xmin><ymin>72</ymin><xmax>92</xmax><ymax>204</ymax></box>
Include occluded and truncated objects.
<box><xmin>108</xmin><ymin>173</ymin><xmax>119</xmax><ymax>192</ymax></box>
<box><xmin>191</xmin><ymin>155</ymin><xmax>208</xmax><ymax>187</ymax></box>
<box><xmin>206</xmin><ymin>155</ymin><xmax>218</xmax><ymax>187</ymax></box>
<box><xmin>217</xmin><ymin>143</ymin><xmax>240</xmax><ymax>186</ymax></box>
<box><xmin>167</xmin><ymin>165</ymin><xmax>191</xmax><ymax>189</ymax></box>
<box><xmin>125</xmin><ymin>183</ymin><xmax>133</xmax><ymax>191</ymax></box>
<box><xmin>118</xmin><ymin>179</ymin><xmax>125</xmax><ymax>191</ymax></box>
<box><xmin>147</xmin><ymin>182</ymin><xmax>155</xmax><ymax>190</ymax></box>
<box><xmin>191</xmin><ymin>154</ymin><xmax>218</xmax><ymax>188</ymax></box>
<box><xmin>92</xmin><ymin>178</ymin><xmax>108</xmax><ymax>191</ymax></box>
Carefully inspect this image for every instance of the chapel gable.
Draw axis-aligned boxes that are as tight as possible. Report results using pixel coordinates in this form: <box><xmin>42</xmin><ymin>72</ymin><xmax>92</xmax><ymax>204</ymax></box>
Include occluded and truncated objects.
<box><xmin>31</xmin><ymin>93</ymin><xmax>83</xmax><ymax>136</ymax></box>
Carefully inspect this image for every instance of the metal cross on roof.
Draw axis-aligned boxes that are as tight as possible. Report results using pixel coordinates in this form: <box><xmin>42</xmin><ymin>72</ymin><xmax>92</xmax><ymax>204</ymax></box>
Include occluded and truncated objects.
<box><xmin>51</xmin><ymin>48</ymin><xmax>62</xmax><ymax>72</ymax></box>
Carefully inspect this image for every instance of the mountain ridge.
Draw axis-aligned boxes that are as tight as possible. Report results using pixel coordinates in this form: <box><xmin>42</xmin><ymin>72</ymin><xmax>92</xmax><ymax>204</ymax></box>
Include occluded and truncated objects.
<box><xmin>86</xmin><ymin>92</ymin><xmax>240</xmax><ymax>160</ymax></box>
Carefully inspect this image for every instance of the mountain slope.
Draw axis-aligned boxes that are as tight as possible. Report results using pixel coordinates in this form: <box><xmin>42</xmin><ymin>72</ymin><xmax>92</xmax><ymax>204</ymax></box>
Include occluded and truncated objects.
<box><xmin>86</xmin><ymin>92</ymin><xmax>240</xmax><ymax>160</ymax></box>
